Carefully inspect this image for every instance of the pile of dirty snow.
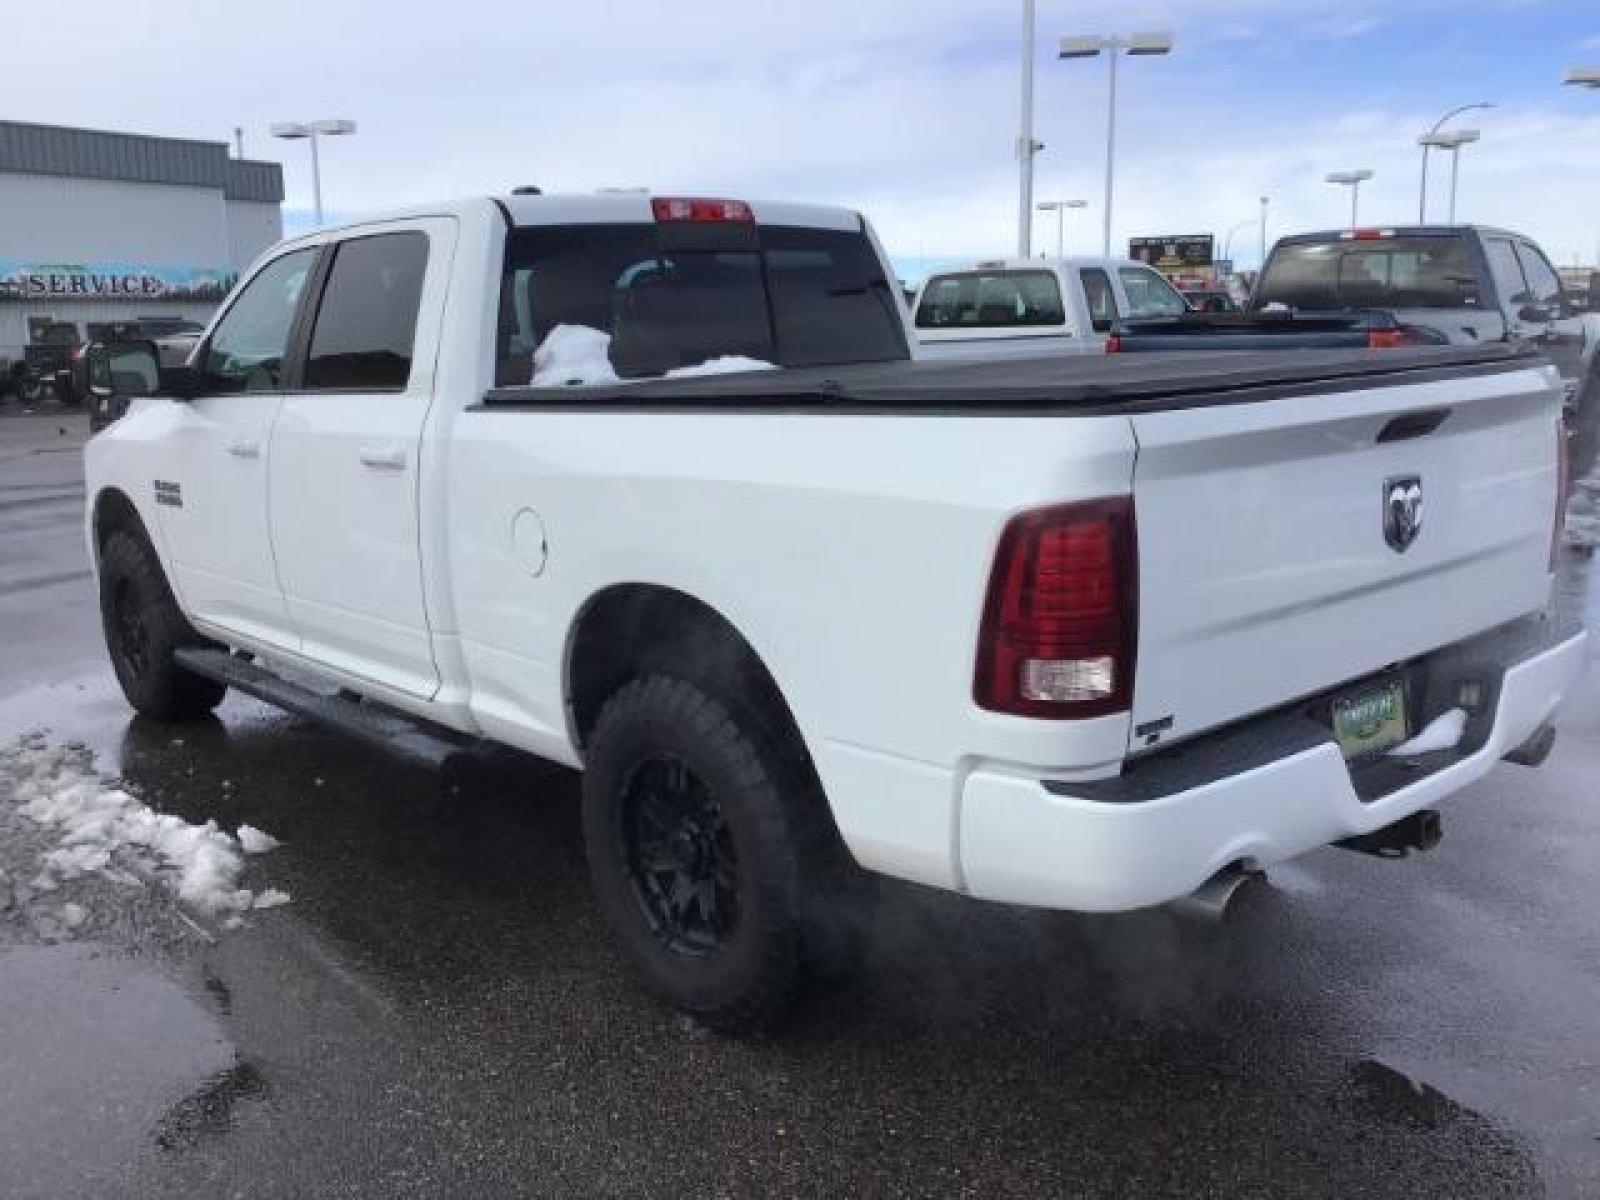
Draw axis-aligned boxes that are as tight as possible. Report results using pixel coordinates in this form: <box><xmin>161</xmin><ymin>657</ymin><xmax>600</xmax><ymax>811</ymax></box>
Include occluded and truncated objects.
<box><xmin>1564</xmin><ymin>471</ymin><xmax>1600</xmax><ymax>555</ymax></box>
<box><xmin>530</xmin><ymin>323</ymin><xmax>776</xmax><ymax>388</ymax></box>
<box><xmin>3</xmin><ymin>737</ymin><xmax>287</xmax><ymax>927</ymax></box>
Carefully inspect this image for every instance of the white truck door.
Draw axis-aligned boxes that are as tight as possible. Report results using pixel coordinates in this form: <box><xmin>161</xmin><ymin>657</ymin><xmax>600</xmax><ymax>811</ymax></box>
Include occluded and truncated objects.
<box><xmin>155</xmin><ymin>247</ymin><xmax>318</xmax><ymax>648</ymax></box>
<box><xmin>268</xmin><ymin>218</ymin><xmax>455</xmax><ymax>698</ymax></box>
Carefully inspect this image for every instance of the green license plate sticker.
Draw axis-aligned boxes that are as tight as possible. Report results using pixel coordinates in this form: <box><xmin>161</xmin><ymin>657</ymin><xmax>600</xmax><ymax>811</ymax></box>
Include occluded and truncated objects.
<box><xmin>1332</xmin><ymin>679</ymin><xmax>1408</xmax><ymax>760</ymax></box>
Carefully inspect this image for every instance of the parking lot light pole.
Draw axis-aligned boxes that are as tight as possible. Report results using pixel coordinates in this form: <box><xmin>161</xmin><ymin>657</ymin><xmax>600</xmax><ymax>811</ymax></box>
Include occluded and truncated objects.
<box><xmin>1059</xmin><ymin>31</ymin><xmax>1175</xmax><ymax>256</ymax></box>
<box><xmin>1016</xmin><ymin>0</ymin><xmax>1044</xmax><ymax>258</ymax></box>
<box><xmin>1564</xmin><ymin>70</ymin><xmax>1600</xmax><ymax>264</ymax></box>
<box><xmin>1418</xmin><ymin>129</ymin><xmax>1480</xmax><ymax>224</ymax></box>
<box><xmin>1036</xmin><ymin>199</ymin><xmax>1087</xmax><ymax>258</ymax></box>
<box><xmin>270</xmin><ymin>119</ymin><xmax>358</xmax><ymax>226</ymax></box>
<box><xmin>1221</xmin><ymin>218</ymin><xmax>1255</xmax><ymax>266</ymax></box>
<box><xmin>1259</xmin><ymin>195</ymin><xmax>1270</xmax><ymax>268</ymax></box>
<box><xmin>1326</xmin><ymin>170</ymin><xmax>1374</xmax><ymax>230</ymax></box>
<box><xmin>1418</xmin><ymin>102</ymin><xmax>1491</xmax><ymax>222</ymax></box>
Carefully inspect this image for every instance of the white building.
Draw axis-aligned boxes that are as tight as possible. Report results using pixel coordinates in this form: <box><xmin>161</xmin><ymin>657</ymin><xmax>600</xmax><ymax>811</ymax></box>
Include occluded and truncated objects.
<box><xmin>0</xmin><ymin>120</ymin><xmax>284</xmax><ymax>359</ymax></box>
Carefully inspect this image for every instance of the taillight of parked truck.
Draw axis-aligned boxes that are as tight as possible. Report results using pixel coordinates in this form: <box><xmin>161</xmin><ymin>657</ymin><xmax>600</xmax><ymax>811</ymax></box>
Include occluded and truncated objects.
<box><xmin>974</xmin><ymin>497</ymin><xmax>1138</xmax><ymax>719</ymax></box>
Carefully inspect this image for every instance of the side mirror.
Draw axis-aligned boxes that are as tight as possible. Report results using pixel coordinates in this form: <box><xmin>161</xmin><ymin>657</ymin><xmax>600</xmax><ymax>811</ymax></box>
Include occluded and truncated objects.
<box><xmin>87</xmin><ymin>341</ymin><xmax>200</xmax><ymax>402</ymax></box>
<box><xmin>86</xmin><ymin>340</ymin><xmax>160</xmax><ymax>400</ymax></box>
<box><xmin>1517</xmin><ymin>303</ymin><xmax>1555</xmax><ymax>324</ymax></box>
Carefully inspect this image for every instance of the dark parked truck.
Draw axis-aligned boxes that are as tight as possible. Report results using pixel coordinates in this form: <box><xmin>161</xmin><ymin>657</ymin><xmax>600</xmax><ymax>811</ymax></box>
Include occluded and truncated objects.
<box><xmin>1254</xmin><ymin>226</ymin><xmax>1600</xmax><ymax>409</ymax></box>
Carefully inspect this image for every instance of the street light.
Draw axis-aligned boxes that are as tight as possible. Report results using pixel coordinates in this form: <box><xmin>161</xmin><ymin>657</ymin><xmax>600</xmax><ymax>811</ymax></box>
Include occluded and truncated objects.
<box><xmin>1015</xmin><ymin>0</ymin><xmax>1046</xmax><ymax>258</ymax></box>
<box><xmin>1259</xmin><ymin>195</ymin><xmax>1270</xmax><ymax>269</ymax></box>
<box><xmin>1417</xmin><ymin>102</ymin><xmax>1491</xmax><ymax>222</ymax></box>
<box><xmin>1036</xmin><ymin>199</ymin><xmax>1087</xmax><ymax>258</ymax></box>
<box><xmin>1059</xmin><ymin>31</ymin><xmax>1175</xmax><ymax>256</ymax></box>
<box><xmin>1326</xmin><ymin>169</ymin><xmax>1374</xmax><ymax>229</ymax></box>
<box><xmin>1563</xmin><ymin>66</ymin><xmax>1600</xmax><ymax>89</ymax></box>
<box><xmin>1221</xmin><ymin>218</ymin><xmax>1256</xmax><ymax>266</ymax></box>
<box><xmin>1417</xmin><ymin>129</ymin><xmax>1479</xmax><ymax>224</ymax></box>
<box><xmin>270</xmin><ymin>118</ymin><xmax>358</xmax><ymax>226</ymax></box>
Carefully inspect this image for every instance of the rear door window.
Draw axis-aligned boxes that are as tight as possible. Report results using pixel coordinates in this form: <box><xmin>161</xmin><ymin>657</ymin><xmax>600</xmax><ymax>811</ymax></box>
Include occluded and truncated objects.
<box><xmin>913</xmin><ymin>270</ymin><xmax>1064</xmax><ymax>329</ymax></box>
<box><xmin>1117</xmin><ymin>267</ymin><xmax>1189</xmax><ymax>318</ymax></box>
<box><xmin>303</xmin><ymin>232</ymin><xmax>429</xmax><ymax>391</ymax></box>
<box><xmin>1080</xmin><ymin>268</ymin><xmax>1118</xmax><ymax>331</ymax></box>
<box><xmin>1484</xmin><ymin>238</ymin><xmax>1530</xmax><ymax>304</ymax></box>
<box><xmin>1513</xmin><ymin>242</ymin><xmax>1563</xmax><ymax>310</ymax></box>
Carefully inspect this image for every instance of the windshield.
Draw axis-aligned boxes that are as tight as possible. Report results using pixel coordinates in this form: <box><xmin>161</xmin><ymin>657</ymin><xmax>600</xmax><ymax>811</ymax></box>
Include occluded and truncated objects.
<box><xmin>496</xmin><ymin>222</ymin><xmax>907</xmax><ymax>385</ymax></box>
<box><xmin>914</xmin><ymin>270</ymin><xmax>1066</xmax><ymax>328</ymax></box>
<box><xmin>1256</xmin><ymin>236</ymin><xmax>1483</xmax><ymax>311</ymax></box>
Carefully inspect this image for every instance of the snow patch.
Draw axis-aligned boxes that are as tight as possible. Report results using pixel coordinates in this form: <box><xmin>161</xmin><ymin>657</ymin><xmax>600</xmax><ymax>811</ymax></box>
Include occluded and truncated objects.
<box><xmin>664</xmin><ymin>355</ymin><xmax>777</xmax><ymax>379</ymax></box>
<box><xmin>531</xmin><ymin>324</ymin><xmax>621</xmax><ymax>387</ymax></box>
<box><xmin>1386</xmin><ymin>707</ymin><xmax>1468</xmax><ymax>757</ymax></box>
<box><xmin>253</xmin><ymin>888</ymin><xmax>292</xmax><ymax>910</ymax></box>
<box><xmin>237</xmin><ymin>824</ymin><xmax>280</xmax><ymax>855</ymax></box>
<box><xmin>8</xmin><ymin>744</ymin><xmax>287</xmax><ymax>920</ymax></box>
<box><xmin>530</xmin><ymin>324</ymin><xmax>776</xmax><ymax>387</ymax></box>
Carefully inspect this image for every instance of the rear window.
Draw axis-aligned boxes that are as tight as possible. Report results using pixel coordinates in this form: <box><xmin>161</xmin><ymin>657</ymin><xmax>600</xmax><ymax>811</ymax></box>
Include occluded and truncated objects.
<box><xmin>914</xmin><ymin>270</ymin><xmax>1065</xmax><ymax>329</ymax></box>
<box><xmin>495</xmin><ymin>223</ymin><xmax>906</xmax><ymax>385</ymax></box>
<box><xmin>1256</xmin><ymin>236</ymin><xmax>1482</xmax><ymax>311</ymax></box>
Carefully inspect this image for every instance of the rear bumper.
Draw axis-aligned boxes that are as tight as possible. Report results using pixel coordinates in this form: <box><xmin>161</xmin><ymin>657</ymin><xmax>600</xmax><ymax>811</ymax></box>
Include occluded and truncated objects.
<box><xmin>956</xmin><ymin>618</ymin><xmax>1588</xmax><ymax>912</ymax></box>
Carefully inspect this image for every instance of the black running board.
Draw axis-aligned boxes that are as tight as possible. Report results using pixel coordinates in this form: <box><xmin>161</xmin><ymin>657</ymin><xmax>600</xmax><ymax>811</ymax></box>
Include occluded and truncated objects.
<box><xmin>174</xmin><ymin>646</ymin><xmax>472</xmax><ymax>771</ymax></box>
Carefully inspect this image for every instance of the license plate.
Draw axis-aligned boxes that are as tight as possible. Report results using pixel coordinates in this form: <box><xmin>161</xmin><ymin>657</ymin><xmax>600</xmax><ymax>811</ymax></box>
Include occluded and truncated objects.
<box><xmin>1331</xmin><ymin>679</ymin><xmax>1408</xmax><ymax>760</ymax></box>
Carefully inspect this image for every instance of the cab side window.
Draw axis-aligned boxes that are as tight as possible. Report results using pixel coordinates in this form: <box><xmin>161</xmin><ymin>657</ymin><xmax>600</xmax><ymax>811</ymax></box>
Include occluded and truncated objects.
<box><xmin>1081</xmin><ymin>268</ymin><xmax>1119</xmax><ymax>332</ymax></box>
<box><xmin>1513</xmin><ymin>242</ymin><xmax>1563</xmax><ymax>313</ymax></box>
<box><xmin>202</xmin><ymin>249</ymin><xmax>316</xmax><ymax>393</ymax></box>
<box><xmin>304</xmin><ymin>232</ymin><xmax>429</xmax><ymax>391</ymax></box>
<box><xmin>1484</xmin><ymin>238</ymin><xmax>1530</xmax><ymax>305</ymax></box>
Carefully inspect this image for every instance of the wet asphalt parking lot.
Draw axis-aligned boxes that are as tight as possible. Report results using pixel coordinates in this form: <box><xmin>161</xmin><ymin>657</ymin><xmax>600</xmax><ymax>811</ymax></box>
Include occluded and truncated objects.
<box><xmin>1</xmin><ymin>405</ymin><xmax>1597</xmax><ymax>1199</ymax></box>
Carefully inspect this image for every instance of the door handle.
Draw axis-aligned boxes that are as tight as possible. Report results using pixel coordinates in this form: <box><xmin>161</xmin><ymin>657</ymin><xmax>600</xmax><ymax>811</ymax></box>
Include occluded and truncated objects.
<box><xmin>358</xmin><ymin>445</ymin><xmax>408</xmax><ymax>471</ymax></box>
<box><xmin>224</xmin><ymin>438</ymin><xmax>260</xmax><ymax>459</ymax></box>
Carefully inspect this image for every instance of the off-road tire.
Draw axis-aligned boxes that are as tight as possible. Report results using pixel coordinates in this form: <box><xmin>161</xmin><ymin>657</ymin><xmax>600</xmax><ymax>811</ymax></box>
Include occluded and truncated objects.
<box><xmin>98</xmin><ymin>531</ymin><xmax>226</xmax><ymax>721</ymax></box>
<box><xmin>584</xmin><ymin>672</ymin><xmax>850</xmax><ymax>1032</ymax></box>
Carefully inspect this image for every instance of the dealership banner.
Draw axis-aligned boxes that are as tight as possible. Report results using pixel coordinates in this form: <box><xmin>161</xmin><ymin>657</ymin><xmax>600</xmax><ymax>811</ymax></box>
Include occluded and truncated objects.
<box><xmin>0</xmin><ymin>260</ymin><xmax>236</xmax><ymax>302</ymax></box>
<box><xmin>1128</xmin><ymin>235</ymin><xmax>1215</xmax><ymax>270</ymax></box>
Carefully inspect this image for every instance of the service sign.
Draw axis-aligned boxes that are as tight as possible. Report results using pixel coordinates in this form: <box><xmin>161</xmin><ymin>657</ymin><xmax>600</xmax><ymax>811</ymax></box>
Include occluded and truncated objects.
<box><xmin>0</xmin><ymin>261</ymin><xmax>236</xmax><ymax>303</ymax></box>
<box><xmin>1128</xmin><ymin>235</ymin><xmax>1215</xmax><ymax>270</ymax></box>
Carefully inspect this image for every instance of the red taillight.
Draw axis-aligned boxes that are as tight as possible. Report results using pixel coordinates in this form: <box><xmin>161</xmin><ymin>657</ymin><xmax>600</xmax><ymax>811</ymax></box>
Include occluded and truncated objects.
<box><xmin>1341</xmin><ymin>228</ymin><xmax>1395</xmax><ymax>241</ymax></box>
<box><xmin>651</xmin><ymin>197</ymin><xmax>754</xmax><ymax>223</ymax></box>
<box><xmin>1103</xmin><ymin>334</ymin><xmax>1123</xmax><ymax>353</ymax></box>
<box><xmin>974</xmin><ymin>497</ymin><xmax>1138</xmax><ymax>719</ymax></box>
<box><xmin>1367</xmin><ymin>328</ymin><xmax>1413</xmax><ymax>349</ymax></box>
<box><xmin>1553</xmin><ymin>419</ymin><xmax>1570</xmax><ymax>571</ymax></box>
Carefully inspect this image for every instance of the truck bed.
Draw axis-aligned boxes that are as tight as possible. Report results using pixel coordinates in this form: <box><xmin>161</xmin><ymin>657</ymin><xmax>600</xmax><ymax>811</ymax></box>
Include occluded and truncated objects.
<box><xmin>479</xmin><ymin>343</ymin><xmax>1536</xmax><ymax>415</ymax></box>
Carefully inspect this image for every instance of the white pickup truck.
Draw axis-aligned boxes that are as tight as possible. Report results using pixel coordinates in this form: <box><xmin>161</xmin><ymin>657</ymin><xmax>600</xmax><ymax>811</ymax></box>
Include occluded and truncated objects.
<box><xmin>84</xmin><ymin>193</ymin><xmax>1586</xmax><ymax>1029</ymax></box>
<box><xmin>910</xmin><ymin>256</ymin><xmax>1191</xmax><ymax>357</ymax></box>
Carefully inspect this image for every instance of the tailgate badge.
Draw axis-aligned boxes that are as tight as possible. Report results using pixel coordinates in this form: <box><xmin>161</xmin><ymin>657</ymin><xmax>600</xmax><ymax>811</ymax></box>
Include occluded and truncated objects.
<box><xmin>1383</xmin><ymin>476</ymin><xmax>1423</xmax><ymax>553</ymax></box>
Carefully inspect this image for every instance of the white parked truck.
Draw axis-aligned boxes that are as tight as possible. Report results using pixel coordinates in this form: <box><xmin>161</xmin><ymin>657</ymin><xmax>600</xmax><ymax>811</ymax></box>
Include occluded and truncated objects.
<box><xmin>909</xmin><ymin>256</ymin><xmax>1191</xmax><ymax>357</ymax></box>
<box><xmin>84</xmin><ymin>193</ymin><xmax>1587</xmax><ymax>1028</ymax></box>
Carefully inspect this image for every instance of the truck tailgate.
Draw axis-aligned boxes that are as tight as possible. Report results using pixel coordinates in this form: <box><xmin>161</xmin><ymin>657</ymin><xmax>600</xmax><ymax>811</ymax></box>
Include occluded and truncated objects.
<box><xmin>1128</xmin><ymin>359</ymin><xmax>1561</xmax><ymax>750</ymax></box>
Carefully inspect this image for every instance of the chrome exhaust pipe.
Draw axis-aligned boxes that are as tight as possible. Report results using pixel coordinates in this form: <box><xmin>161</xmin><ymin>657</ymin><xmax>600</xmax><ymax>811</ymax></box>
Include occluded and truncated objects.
<box><xmin>1168</xmin><ymin>866</ymin><xmax>1267</xmax><ymax>924</ymax></box>
<box><xmin>1336</xmin><ymin>809</ymin><xmax>1442</xmax><ymax>859</ymax></box>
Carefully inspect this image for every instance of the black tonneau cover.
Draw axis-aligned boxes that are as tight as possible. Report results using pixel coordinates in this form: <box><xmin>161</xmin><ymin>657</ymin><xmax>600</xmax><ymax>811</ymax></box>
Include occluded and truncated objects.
<box><xmin>478</xmin><ymin>343</ymin><xmax>1541</xmax><ymax>416</ymax></box>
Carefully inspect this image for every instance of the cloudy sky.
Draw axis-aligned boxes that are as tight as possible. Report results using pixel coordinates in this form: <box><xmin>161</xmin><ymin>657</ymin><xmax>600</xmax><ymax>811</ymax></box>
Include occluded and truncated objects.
<box><xmin>11</xmin><ymin>0</ymin><xmax>1600</xmax><ymax>277</ymax></box>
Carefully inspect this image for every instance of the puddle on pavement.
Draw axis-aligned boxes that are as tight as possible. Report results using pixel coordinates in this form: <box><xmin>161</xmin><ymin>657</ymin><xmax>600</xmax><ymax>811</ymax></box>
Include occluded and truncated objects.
<box><xmin>0</xmin><ymin>943</ymin><xmax>257</xmax><ymax>1197</ymax></box>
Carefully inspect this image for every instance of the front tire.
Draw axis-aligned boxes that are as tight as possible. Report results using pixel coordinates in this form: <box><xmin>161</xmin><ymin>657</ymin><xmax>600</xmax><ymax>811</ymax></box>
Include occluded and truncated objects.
<box><xmin>582</xmin><ymin>675</ymin><xmax>816</xmax><ymax>1032</ymax></box>
<box><xmin>98</xmin><ymin>531</ymin><xmax>226</xmax><ymax>721</ymax></box>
